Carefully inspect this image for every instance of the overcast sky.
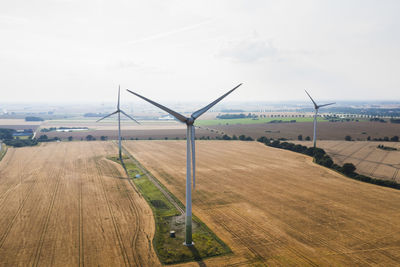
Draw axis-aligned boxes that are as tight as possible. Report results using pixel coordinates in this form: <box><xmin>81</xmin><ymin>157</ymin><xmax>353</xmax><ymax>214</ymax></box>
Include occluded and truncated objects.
<box><xmin>1</xmin><ymin>0</ymin><xmax>399</xmax><ymax>103</ymax></box>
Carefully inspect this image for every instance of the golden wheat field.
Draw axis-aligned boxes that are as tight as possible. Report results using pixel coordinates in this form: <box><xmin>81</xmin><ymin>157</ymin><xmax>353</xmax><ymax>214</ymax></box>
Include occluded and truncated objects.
<box><xmin>124</xmin><ymin>140</ymin><xmax>400</xmax><ymax>266</ymax></box>
<box><xmin>0</xmin><ymin>142</ymin><xmax>160</xmax><ymax>266</ymax></box>
<box><xmin>296</xmin><ymin>141</ymin><xmax>400</xmax><ymax>182</ymax></box>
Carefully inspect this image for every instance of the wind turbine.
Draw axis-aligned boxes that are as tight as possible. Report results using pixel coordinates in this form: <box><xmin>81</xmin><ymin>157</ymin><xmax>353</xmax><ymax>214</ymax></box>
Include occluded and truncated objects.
<box><xmin>97</xmin><ymin>86</ymin><xmax>140</xmax><ymax>160</ymax></box>
<box><xmin>305</xmin><ymin>89</ymin><xmax>335</xmax><ymax>148</ymax></box>
<box><xmin>127</xmin><ymin>83</ymin><xmax>242</xmax><ymax>246</ymax></box>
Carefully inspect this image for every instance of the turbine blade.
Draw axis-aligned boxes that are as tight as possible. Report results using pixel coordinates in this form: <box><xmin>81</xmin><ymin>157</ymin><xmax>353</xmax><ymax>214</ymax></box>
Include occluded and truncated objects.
<box><xmin>304</xmin><ymin>89</ymin><xmax>318</xmax><ymax>109</ymax></box>
<box><xmin>120</xmin><ymin>110</ymin><xmax>140</xmax><ymax>124</ymax></box>
<box><xmin>191</xmin><ymin>126</ymin><xmax>196</xmax><ymax>189</ymax></box>
<box><xmin>96</xmin><ymin>110</ymin><xmax>118</xmax><ymax>122</ymax></box>
<box><xmin>191</xmin><ymin>83</ymin><xmax>242</xmax><ymax>120</ymax></box>
<box><xmin>126</xmin><ymin>89</ymin><xmax>187</xmax><ymax>123</ymax></box>
<box><xmin>318</xmin><ymin>102</ymin><xmax>335</xmax><ymax>108</ymax></box>
<box><xmin>118</xmin><ymin>85</ymin><xmax>120</xmax><ymax>110</ymax></box>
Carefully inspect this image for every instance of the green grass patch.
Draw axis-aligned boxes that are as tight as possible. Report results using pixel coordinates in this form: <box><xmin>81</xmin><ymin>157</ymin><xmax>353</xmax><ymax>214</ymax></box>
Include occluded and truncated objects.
<box><xmin>195</xmin><ymin>116</ymin><xmax>326</xmax><ymax>126</ymax></box>
<box><xmin>0</xmin><ymin>143</ymin><xmax>7</xmax><ymax>161</ymax></box>
<box><xmin>109</xmin><ymin>156</ymin><xmax>231</xmax><ymax>265</ymax></box>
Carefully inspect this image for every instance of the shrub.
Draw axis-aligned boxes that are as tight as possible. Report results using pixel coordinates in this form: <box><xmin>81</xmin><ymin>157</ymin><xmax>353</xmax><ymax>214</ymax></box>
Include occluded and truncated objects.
<box><xmin>342</xmin><ymin>163</ymin><xmax>356</xmax><ymax>175</ymax></box>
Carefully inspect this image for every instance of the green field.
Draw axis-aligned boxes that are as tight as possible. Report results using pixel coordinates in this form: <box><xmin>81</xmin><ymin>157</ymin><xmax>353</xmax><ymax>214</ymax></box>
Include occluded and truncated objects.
<box><xmin>195</xmin><ymin>116</ymin><xmax>326</xmax><ymax>126</ymax></box>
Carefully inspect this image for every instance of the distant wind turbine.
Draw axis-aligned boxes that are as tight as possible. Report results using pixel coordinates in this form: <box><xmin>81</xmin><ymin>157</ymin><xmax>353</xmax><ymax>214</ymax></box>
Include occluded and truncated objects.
<box><xmin>127</xmin><ymin>83</ymin><xmax>242</xmax><ymax>246</ymax></box>
<box><xmin>97</xmin><ymin>86</ymin><xmax>140</xmax><ymax>160</ymax></box>
<box><xmin>305</xmin><ymin>89</ymin><xmax>335</xmax><ymax>148</ymax></box>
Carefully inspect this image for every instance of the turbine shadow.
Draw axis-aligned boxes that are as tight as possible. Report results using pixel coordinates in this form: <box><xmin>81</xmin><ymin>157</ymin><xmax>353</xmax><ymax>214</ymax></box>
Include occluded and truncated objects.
<box><xmin>188</xmin><ymin>246</ymin><xmax>207</xmax><ymax>267</ymax></box>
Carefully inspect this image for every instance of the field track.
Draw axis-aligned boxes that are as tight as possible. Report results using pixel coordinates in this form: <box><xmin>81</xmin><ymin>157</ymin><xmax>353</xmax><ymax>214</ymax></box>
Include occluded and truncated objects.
<box><xmin>124</xmin><ymin>140</ymin><xmax>400</xmax><ymax>266</ymax></box>
<box><xmin>296</xmin><ymin>141</ymin><xmax>400</xmax><ymax>182</ymax></box>
<box><xmin>0</xmin><ymin>141</ymin><xmax>160</xmax><ymax>266</ymax></box>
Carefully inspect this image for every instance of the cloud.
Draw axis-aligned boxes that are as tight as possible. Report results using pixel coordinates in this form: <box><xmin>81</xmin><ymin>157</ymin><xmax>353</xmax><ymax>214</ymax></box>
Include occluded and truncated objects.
<box><xmin>123</xmin><ymin>18</ymin><xmax>214</xmax><ymax>47</ymax></box>
<box><xmin>0</xmin><ymin>15</ymin><xmax>28</xmax><ymax>25</ymax></box>
<box><xmin>218</xmin><ymin>37</ymin><xmax>278</xmax><ymax>63</ymax></box>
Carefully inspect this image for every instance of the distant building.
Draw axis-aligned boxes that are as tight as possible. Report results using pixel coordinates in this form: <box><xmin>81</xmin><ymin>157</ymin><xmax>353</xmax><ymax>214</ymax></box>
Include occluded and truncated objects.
<box><xmin>158</xmin><ymin>115</ymin><xmax>175</xmax><ymax>120</ymax></box>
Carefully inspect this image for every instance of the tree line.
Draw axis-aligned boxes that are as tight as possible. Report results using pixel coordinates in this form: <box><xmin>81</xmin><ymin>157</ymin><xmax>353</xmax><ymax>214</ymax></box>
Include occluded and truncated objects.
<box><xmin>257</xmin><ymin>136</ymin><xmax>400</xmax><ymax>190</ymax></box>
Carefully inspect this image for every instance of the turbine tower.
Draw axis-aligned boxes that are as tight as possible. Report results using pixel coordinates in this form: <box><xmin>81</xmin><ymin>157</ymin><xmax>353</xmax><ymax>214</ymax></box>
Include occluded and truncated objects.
<box><xmin>305</xmin><ymin>89</ymin><xmax>335</xmax><ymax>148</ymax></box>
<box><xmin>97</xmin><ymin>86</ymin><xmax>140</xmax><ymax>160</ymax></box>
<box><xmin>127</xmin><ymin>83</ymin><xmax>242</xmax><ymax>246</ymax></box>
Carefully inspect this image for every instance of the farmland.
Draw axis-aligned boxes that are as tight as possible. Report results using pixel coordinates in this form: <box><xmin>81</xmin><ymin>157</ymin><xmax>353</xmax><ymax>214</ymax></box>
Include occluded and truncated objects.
<box><xmin>38</xmin><ymin>120</ymin><xmax>221</xmax><ymax>140</ymax></box>
<box><xmin>195</xmin><ymin>116</ymin><xmax>320</xmax><ymax>126</ymax></box>
<box><xmin>124</xmin><ymin>140</ymin><xmax>400</xmax><ymax>266</ymax></box>
<box><xmin>205</xmin><ymin>121</ymin><xmax>400</xmax><ymax>141</ymax></box>
<box><xmin>0</xmin><ymin>142</ymin><xmax>160</xmax><ymax>266</ymax></box>
<box><xmin>295</xmin><ymin>140</ymin><xmax>400</xmax><ymax>182</ymax></box>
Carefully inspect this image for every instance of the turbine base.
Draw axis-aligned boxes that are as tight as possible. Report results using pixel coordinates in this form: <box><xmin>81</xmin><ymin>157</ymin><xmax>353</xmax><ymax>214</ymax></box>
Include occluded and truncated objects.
<box><xmin>183</xmin><ymin>242</ymin><xmax>195</xmax><ymax>246</ymax></box>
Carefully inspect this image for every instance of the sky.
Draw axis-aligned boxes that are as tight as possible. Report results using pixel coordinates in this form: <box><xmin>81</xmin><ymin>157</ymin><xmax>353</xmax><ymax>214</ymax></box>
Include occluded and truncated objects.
<box><xmin>0</xmin><ymin>0</ymin><xmax>399</xmax><ymax>103</ymax></box>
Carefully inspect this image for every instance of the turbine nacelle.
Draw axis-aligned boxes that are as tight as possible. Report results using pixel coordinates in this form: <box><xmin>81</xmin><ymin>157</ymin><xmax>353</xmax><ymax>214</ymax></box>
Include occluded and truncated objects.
<box><xmin>186</xmin><ymin>117</ymin><xmax>195</xmax><ymax>125</ymax></box>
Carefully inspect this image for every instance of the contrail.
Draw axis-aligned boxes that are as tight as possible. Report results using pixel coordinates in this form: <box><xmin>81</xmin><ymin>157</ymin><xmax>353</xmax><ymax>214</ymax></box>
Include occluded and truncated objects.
<box><xmin>123</xmin><ymin>19</ymin><xmax>214</xmax><ymax>46</ymax></box>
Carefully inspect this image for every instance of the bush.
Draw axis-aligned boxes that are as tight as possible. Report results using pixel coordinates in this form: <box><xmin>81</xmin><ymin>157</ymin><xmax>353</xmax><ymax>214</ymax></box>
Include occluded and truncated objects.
<box><xmin>4</xmin><ymin>138</ymin><xmax>38</xmax><ymax>147</ymax></box>
<box><xmin>342</xmin><ymin>163</ymin><xmax>356</xmax><ymax>175</ymax></box>
<box><xmin>305</xmin><ymin>136</ymin><xmax>311</xmax><ymax>141</ymax></box>
<box><xmin>298</xmin><ymin>134</ymin><xmax>303</xmax><ymax>141</ymax></box>
<box><xmin>86</xmin><ymin>135</ymin><xmax>95</xmax><ymax>141</ymax></box>
<box><xmin>345</xmin><ymin>135</ymin><xmax>352</xmax><ymax>141</ymax></box>
<box><xmin>0</xmin><ymin>129</ymin><xmax>15</xmax><ymax>140</ymax></box>
<box><xmin>222</xmin><ymin>134</ymin><xmax>231</xmax><ymax>140</ymax></box>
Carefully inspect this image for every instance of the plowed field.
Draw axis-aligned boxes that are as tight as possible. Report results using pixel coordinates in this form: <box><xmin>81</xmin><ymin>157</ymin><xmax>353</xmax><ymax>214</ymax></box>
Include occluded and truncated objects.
<box><xmin>124</xmin><ymin>140</ymin><xmax>400</xmax><ymax>266</ymax></box>
<box><xmin>296</xmin><ymin>141</ymin><xmax>400</xmax><ymax>182</ymax></box>
<box><xmin>0</xmin><ymin>142</ymin><xmax>160</xmax><ymax>266</ymax></box>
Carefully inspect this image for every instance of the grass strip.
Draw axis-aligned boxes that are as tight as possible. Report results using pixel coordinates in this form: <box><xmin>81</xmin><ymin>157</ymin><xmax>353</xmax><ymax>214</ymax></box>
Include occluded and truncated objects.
<box><xmin>0</xmin><ymin>143</ymin><xmax>7</xmax><ymax>161</ymax></box>
<box><xmin>109</xmin><ymin>155</ymin><xmax>232</xmax><ymax>265</ymax></box>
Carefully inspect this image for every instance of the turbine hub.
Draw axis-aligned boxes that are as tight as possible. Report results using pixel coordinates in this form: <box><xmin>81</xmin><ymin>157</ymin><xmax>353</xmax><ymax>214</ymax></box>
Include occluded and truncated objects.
<box><xmin>186</xmin><ymin>117</ymin><xmax>194</xmax><ymax>125</ymax></box>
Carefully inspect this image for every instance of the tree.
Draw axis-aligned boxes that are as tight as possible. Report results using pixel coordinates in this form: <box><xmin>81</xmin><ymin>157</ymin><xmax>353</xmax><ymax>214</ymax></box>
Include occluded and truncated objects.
<box><xmin>39</xmin><ymin>135</ymin><xmax>48</xmax><ymax>140</ymax></box>
<box><xmin>68</xmin><ymin>136</ymin><xmax>73</xmax><ymax>141</ymax></box>
<box><xmin>345</xmin><ymin>135</ymin><xmax>352</xmax><ymax>141</ymax></box>
<box><xmin>232</xmin><ymin>135</ymin><xmax>238</xmax><ymax>140</ymax></box>
<box><xmin>297</xmin><ymin>134</ymin><xmax>303</xmax><ymax>141</ymax></box>
<box><xmin>367</xmin><ymin>136</ymin><xmax>371</xmax><ymax>141</ymax></box>
<box><xmin>222</xmin><ymin>134</ymin><xmax>231</xmax><ymax>140</ymax></box>
<box><xmin>100</xmin><ymin>136</ymin><xmax>107</xmax><ymax>141</ymax></box>
<box><xmin>383</xmin><ymin>136</ymin><xmax>389</xmax><ymax>141</ymax></box>
<box><xmin>0</xmin><ymin>128</ymin><xmax>15</xmax><ymax>140</ymax></box>
<box><xmin>342</xmin><ymin>163</ymin><xmax>356</xmax><ymax>175</ymax></box>
<box><xmin>305</xmin><ymin>136</ymin><xmax>311</xmax><ymax>141</ymax></box>
<box><xmin>390</xmin><ymin>136</ymin><xmax>399</xmax><ymax>142</ymax></box>
<box><xmin>86</xmin><ymin>135</ymin><xmax>95</xmax><ymax>141</ymax></box>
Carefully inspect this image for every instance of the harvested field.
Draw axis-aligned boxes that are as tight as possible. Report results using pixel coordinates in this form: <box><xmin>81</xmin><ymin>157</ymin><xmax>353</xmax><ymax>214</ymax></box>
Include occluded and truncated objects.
<box><xmin>0</xmin><ymin>119</ymin><xmax>41</xmax><ymax>131</ymax></box>
<box><xmin>0</xmin><ymin>142</ymin><xmax>160</xmax><ymax>266</ymax></box>
<box><xmin>206</xmin><ymin>121</ymin><xmax>400</xmax><ymax>141</ymax></box>
<box><xmin>124</xmin><ymin>140</ymin><xmax>400</xmax><ymax>266</ymax></box>
<box><xmin>296</xmin><ymin>140</ymin><xmax>400</xmax><ymax>182</ymax></box>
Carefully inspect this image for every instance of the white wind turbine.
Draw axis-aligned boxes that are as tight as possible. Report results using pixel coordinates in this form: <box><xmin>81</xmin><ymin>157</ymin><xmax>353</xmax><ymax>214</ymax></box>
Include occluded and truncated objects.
<box><xmin>127</xmin><ymin>83</ymin><xmax>242</xmax><ymax>245</ymax></box>
<box><xmin>305</xmin><ymin>89</ymin><xmax>335</xmax><ymax>148</ymax></box>
<box><xmin>97</xmin><ymin>86</ymin><xmax>140</xmax><ymax>160</ymax></box>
